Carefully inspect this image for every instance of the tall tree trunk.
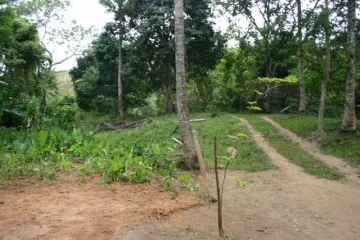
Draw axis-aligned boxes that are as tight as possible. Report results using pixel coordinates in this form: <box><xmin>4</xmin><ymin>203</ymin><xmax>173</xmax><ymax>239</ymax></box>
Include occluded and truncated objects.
<box><xmin>118</xmin><ymin>23</ymin><xmax>124</xmax><ymax>121</ymax></box>
<box><xmin>174</xmin><ymin>0</ymin><xmax>197</xmax><ymax>168</ymax></box>
<box><xmin>318</xmin><ymin>0</ymin><xmax>331</xmax><ymax>132</ymax></box>
<box><xmin>341</xmin><ymin>0</ymin><xmax>357</xmax><ymax>132</ymax></box>
<box><xmin>297</xmin><ymin>0</ymin><xmax>306</xmax><ymax>113</ymax></box>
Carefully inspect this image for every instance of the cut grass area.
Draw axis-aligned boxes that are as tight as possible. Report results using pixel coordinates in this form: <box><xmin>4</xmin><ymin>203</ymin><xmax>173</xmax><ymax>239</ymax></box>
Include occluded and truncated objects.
<box><xmin>243</xmin><ymin>115</ymin><xmax>343</xmax><ymax>180</ymax></box>
<box><xmin>271</xmin><ymin>114</ymin><xmax>360</xmax><ymax>166</ymax></box>
<box><xmin>96</xmin><ymin>113</ymin><xmax>273</xmax><ymax>172</ymax></box>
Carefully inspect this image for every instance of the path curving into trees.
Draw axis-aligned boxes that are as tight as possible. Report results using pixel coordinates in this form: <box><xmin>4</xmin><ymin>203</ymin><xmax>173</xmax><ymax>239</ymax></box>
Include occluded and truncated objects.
<box><xmin>262</xmin><ymin>116</ymin><xmax>360</xmax><ymax>185</ymax></box>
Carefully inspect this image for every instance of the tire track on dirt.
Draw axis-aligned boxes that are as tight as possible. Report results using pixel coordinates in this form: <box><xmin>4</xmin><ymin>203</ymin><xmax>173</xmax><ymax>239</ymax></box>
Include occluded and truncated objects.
<box><xmin>234</xmin><ymin>116</ymin><xmax>305</xmax><ymax>178</ymax></box>
<box><xmin>262</xmin><ymin>116</ymin><xmax>360</xmax><ymax>185</ymax></box>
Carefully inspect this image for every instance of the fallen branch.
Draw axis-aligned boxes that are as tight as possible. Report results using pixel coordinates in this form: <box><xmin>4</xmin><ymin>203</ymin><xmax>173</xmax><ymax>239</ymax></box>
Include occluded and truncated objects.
<box><xmin>98</xmin><ymin>121</ymin><xmax>142</xmax><ymax>131</ymax></box>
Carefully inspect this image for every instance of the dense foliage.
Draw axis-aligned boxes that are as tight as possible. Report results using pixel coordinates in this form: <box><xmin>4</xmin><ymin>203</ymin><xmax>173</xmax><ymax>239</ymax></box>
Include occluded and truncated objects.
<box><xmin>0</xmin><ymin>127</ymin><xmax>177</xmax><ymax>183</ymax></box>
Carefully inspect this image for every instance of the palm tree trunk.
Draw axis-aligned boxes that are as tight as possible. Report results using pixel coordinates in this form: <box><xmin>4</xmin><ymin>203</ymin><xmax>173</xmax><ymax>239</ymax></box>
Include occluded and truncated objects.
<box><xmin>174</xmin><ymin>0</ymin><xmax>197</xmax><ymax>168</ymax></box>
<box><xmin>297</xmin><ymin>0</ymin><xmax>306</xmax><ymax>113</ymax></box>
<box><xmin>341</xmin><ymin>0</ymin><xmax>357</xmax><ymax>132</ymax></box>
<box><xmin>318</xmin><ymin>0</ymin><xmax>330</xmax><ymax>132</ymax></box>
<box><xmin>118</xmin><ymin>23</ymin><xmax>124</xmax><ymax>121</ymax></box>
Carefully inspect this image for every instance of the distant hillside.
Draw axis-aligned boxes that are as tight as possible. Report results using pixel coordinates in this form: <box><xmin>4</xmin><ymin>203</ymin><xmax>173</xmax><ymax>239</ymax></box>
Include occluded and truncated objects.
<box><xmin>55</xmin><ymin>71</ymin><xmax>75</xmax><ymax>96</ymax></box>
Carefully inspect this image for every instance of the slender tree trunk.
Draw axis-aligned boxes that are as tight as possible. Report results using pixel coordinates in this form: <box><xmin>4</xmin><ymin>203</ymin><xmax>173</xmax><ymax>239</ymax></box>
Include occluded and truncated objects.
<box><xmin>26</xmin><ymin>66</ymin><xmax>31</xmax><ymax>97</ymax></box>
<box><xmin>341</xmin><ymin>0</ymin><xmax>357</xmax><ymax>132</ymax></box>
<box><xmin>297</xmin><ymin>0</ymin><xmax>306</xmax><ymax>113</ymax></box>
<box><xmin>318</xmin><ymin>0</ymin><xmax>331</xmax><ymax>132</ymax></box>
<box><xmin>165</xmin><ymin>66</ymin><xmax>173</xmax><ymax>114</ymax></box>
<box><xmin>174</xmin><ymin>0</ymin><xmax>197</xmax><ymax>168</ymax></box>
<box><xmin>264</xmin><ymin>38</ymin><xmax>271</xmax><ymax>78</ymax></box>
<box><xmin>118</xmin><ymin>23</ymin><xmax>124</xmax><ymax>121</ymax></box>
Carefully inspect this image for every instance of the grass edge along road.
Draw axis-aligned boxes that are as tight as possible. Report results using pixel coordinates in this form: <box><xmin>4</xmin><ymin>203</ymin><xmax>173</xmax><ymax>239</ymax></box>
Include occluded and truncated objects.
<box><xmin>271</xmin><ymin>114</ymin><xmax>360</xmax><ymax>167</ymax></box>
<box><xmin>242</xmin><ymin>115</ymin><xmax>343</xmax><ymax>180</ymax></box>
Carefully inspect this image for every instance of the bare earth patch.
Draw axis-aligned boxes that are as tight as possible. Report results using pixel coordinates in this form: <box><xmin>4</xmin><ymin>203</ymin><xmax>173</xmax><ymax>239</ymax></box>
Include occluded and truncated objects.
<box><xmin>0</xmin><ymin>173</ymin><xmax>200</xmax><ymax>240</ymax></box>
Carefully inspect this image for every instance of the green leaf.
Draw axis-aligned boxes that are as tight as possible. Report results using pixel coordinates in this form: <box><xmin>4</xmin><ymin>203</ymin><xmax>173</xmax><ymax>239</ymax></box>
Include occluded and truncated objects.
<box><xmin>63</xmin><ymin>160</ymin><xmax>73</xmax><ymax>170</ymax></box>
<box><xmin>41</xmin><ymin>172</ymin><xmax>55</xmax><ymax>181</ymax></box>
<box><xmin>136</xmin><ymin>168</ymin><xmax>146</xmax><ymax>183</ymax></box>
<box><xmin>179</xmin><ymin>173</ymin><xmax>192</xmax><ymax>183</ymax></box>
<box><xmin>227</xmin><ymin>135</ymin><xmax>237</xmax><ymax>140</ymax></box>
<box><xmin>247</xmin><ymin>106</ymin><xmax>262</xmax><ymax>111</ymax></box>
<box><xmin>232</xmin><ymin>177</ymin><xmax>249</xmax><ymax>187</ymax></box>
<box><xmin>99</xmin><ymin>176</ymin><xmax>107</xmax><ymax>185</ymax></box>
<box><xmin>159</xmin><ymin>169</ymin><xmax>170</xmax><ymax>177</ymax></box>
<box><xmin>237</xmin><ymin>133</ymin><xmax>249</xmax><ymax>138</ymax></box>
<box><xmin>172</xmin><ymin>191</ymin><xmax>179</xmax><ymax>198</ymax></box>
<box><xmin>37</xmin><ymin>130</ymin><xmax>48</xmax><ymax>148</ymax></box>
<box><xmin>13</xmin><ymin>138</ymin><xmax>30</xmax><ymax>154</ymax></box>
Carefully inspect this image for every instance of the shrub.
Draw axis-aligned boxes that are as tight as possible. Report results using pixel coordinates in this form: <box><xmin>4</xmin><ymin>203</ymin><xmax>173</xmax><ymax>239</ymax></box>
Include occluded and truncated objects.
<box><xmin>52</xmin><ymin>95</ymin><xmax>77</xmax><ymax>130</ymax></box>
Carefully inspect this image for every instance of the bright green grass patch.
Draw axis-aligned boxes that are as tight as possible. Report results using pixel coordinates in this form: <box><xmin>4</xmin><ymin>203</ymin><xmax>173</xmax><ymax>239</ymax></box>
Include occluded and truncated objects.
<box><xmin>270</xmin><ymin>114</ymin><xmax>340</xmax><ymax>137</ymax></box>
<box><xmin>96</xmin><ymin>116</ymin><xmax>179</xmax><ymax>151</ymax></box>
<box><xmin>97</xmin><ymin>113</ymin><xmax>273</xmax><ymax>172</ymax></box>
<box><xmin>191</xmin><ymin>113</ymin><xmax>273</xmax><ymax>171</ymax></box>
<box><xmin>55</xmin><ymin>71</ymin><xmax>74</xmax><ymax>96</ymax></box>
<box><xmin>271</xmin><ymin>114</ymin><xmax>360</xmax><ymax>166</ymax></box>
<box><xmin>244</xmin><ymin>115</ymin><xmax>343</xmax><ymax>180</ymax></box>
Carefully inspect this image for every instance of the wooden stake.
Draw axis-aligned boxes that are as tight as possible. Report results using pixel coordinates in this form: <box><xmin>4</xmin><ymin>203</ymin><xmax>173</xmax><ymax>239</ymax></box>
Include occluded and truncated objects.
<box><xmin>193</xmin><ymin>130</ymin><xmax>207</xmax><ymax>177</ymax></box>
<box><xmin>214</xmin><ymin>137</ymin><xmax>224</xmax><ymax>238</ymax></box>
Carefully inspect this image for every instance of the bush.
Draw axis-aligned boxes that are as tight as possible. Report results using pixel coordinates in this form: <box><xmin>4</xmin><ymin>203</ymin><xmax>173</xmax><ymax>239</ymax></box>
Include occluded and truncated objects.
<box><xmin>51</xmin><ymin>95</ymin><xmax>77</xmax><ymax>130</ymax></box>
<box><xmin>90</xmin><ymin>95</ymin><xmax>117</xmax><ymax>114</ymax></box>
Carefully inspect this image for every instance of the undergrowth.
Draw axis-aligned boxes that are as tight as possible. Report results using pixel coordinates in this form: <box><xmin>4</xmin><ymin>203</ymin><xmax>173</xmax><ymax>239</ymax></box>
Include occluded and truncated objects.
<box><xmin>0</xmin><ymin>128</ymin><xmax>176</xmax><ymax>184</ymax></box>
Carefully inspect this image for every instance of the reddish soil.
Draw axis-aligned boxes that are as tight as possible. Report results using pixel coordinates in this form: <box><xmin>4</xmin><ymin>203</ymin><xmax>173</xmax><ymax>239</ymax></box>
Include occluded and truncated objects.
<box><xmin>0</xmin><ymin>173</ymin><xmax>200</xmax><ymax>240</ymax></box>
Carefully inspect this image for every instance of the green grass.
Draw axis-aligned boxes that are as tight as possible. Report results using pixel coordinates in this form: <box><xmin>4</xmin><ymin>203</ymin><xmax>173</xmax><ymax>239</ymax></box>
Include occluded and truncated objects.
<box><xmin>243</xmin><ymin>115</ymin><xmax>343</xmax><ymax>180</ymax></box>
<box><xmin>96</xmin><ymin>113</ymin><xmax>273</xmax><ymax>172</ymax></box>
<box><xmin>270</xmin><ymin>114</ymin><xmax>341</xmax><ymax>137</ymax></box>
<box><xmin>75</xmin><ymin>111</ymin><xmax>120</xmax><ymax>129</ymax></box>
<box><xmin>271</xmin><ymin>114</ymin><xmax>360</xmax><ymax>166</ymax></box>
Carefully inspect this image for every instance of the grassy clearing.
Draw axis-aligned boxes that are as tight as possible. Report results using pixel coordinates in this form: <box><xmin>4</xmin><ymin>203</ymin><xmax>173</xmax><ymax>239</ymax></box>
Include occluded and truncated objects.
<box><xmin>271</xmin><ymin>114</ymin><xmax>360</xmax><ymax>166</ymax></box>
<box><xmin>97</xmin><ymin>113</ymin><xmax>273</xmax><ymax>171</ymax></box>
<box><xmin>55</xmin><ymin>71</ymin><xmax>74</xmax><ymax>95</ymax></box>
<box><xmin>243</xmin><ymin>115</ymin><xmax>343</xmax><ymax>180</ymax></box>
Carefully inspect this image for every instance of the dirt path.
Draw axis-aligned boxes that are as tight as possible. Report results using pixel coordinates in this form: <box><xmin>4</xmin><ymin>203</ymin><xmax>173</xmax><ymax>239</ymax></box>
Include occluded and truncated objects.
<box><xmin>112</xmin><ymin>117</ymin><xmax>360</xmax><ymax>240</ymax></box>
<box><xmin>262</xmin><ymin>116</ymin><xmax>360</xmax><ymax>184</ymax></box>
